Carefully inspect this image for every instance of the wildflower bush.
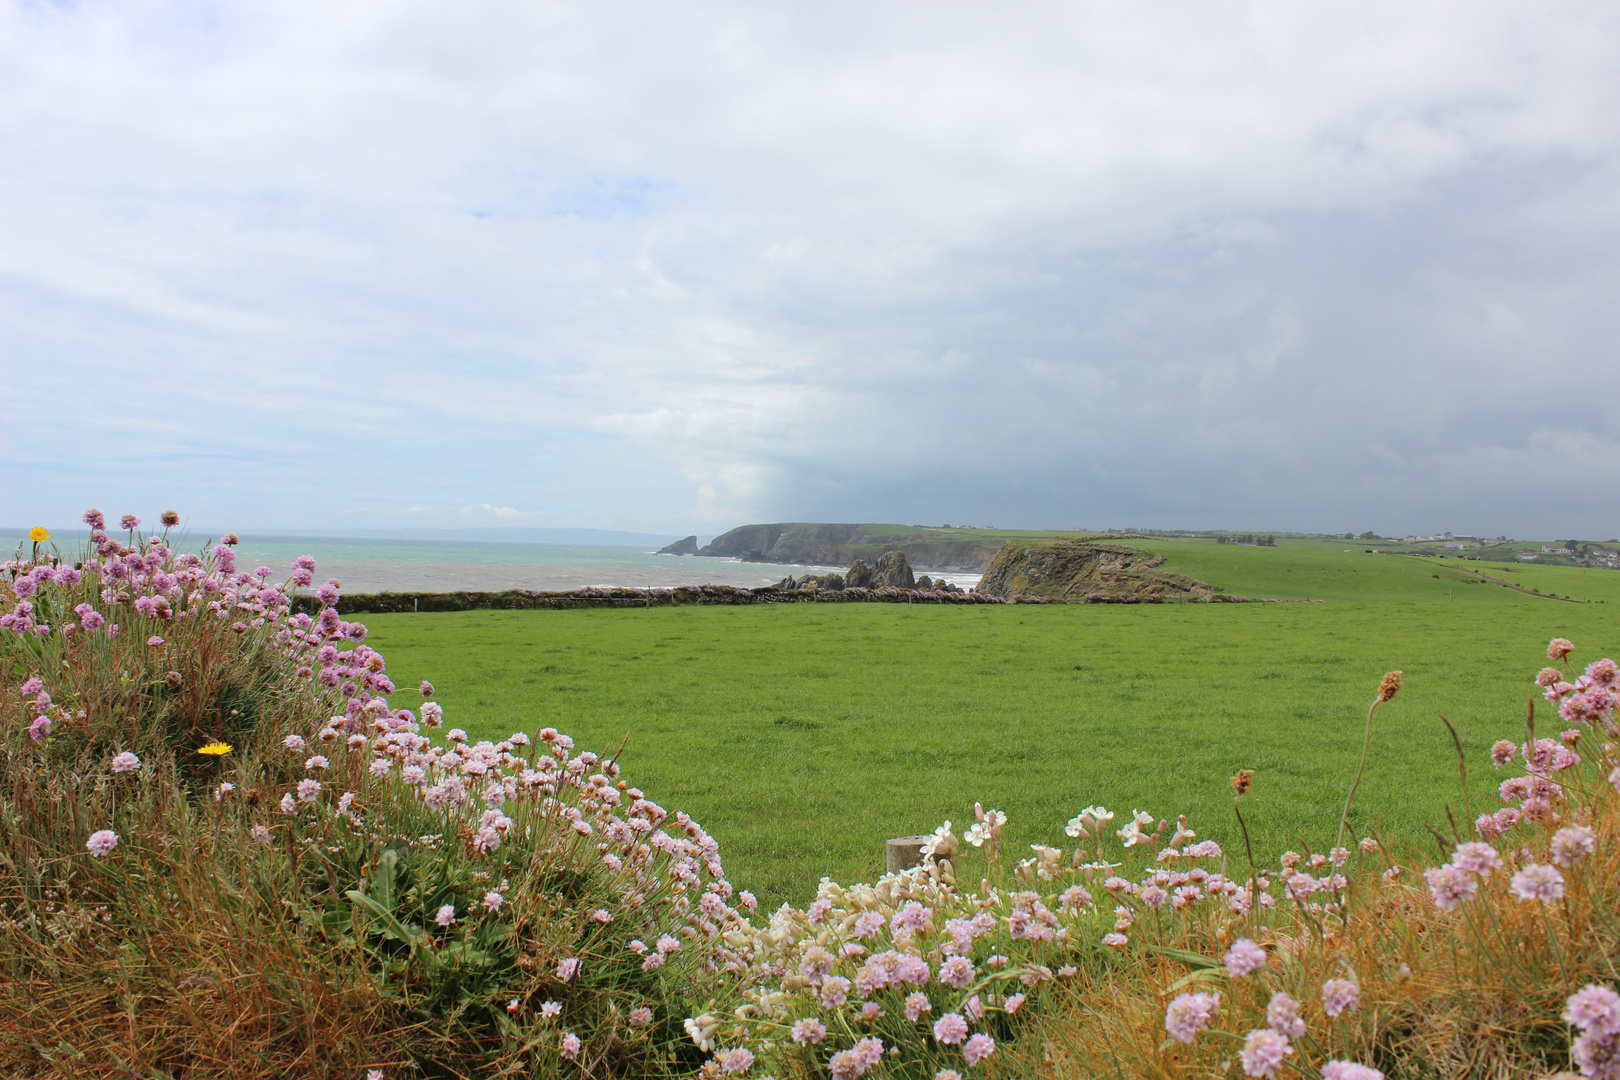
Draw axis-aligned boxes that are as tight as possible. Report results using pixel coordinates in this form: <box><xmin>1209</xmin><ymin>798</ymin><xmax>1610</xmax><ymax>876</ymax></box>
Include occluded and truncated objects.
<box><xmin>5</xmin><ymin>511</ymin><xmax>1620</xmax><ymax>1079</ymax></box>
<box><xmin>695</xmin><ymin>651</ymin><xmax>1620</xmax><ymax>1079</ymax></box>
<box><xmin>0</xmin><ymin>514</ymin><xmax>753</xmax><ymax>1078</ymax></box>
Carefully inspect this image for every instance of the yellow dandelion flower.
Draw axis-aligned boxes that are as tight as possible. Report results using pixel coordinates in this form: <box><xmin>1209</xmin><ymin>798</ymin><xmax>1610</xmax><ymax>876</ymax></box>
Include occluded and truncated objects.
<box><xmin>29</xmin><ymin>526</ymin><xmax>50</xmax><ymax>542</ymax></box>
<box><xmin>197</xmin><ymin>742</ymin><xmax>233</xmax><ymax>756</ymax></box>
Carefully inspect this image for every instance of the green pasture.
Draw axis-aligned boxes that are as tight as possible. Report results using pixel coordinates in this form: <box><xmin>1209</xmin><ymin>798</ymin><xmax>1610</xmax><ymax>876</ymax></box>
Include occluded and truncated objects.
<box><xmin>360</xmin><ymin>541</ymin><xmax>1618</xmax><ymax>908</ymax></box>
<box><xmin>1136</xmin><ymin>537</ymin><xmax>1620</xmax><ymax>604</ymax></box>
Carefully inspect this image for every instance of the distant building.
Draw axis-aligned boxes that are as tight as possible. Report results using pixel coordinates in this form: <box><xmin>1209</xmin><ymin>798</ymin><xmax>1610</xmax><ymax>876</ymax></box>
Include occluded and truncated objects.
<box><xmin>1541</xmin><ymin>546</ymin><xmax>1574</xmax><ymax>555</ymax></box>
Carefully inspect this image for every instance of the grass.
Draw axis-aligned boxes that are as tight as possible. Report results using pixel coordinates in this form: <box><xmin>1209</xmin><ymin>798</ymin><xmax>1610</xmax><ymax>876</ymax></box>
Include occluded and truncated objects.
<box><xmin>361</xmin><ymin>541</ymin><xmax>1620</xmax><ymax>907</ymax></box>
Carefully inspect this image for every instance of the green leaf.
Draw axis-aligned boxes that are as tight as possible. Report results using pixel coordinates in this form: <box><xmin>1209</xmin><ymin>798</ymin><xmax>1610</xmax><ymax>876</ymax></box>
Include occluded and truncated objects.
<box><xmin>1142</xmin><ymin>944</ymin><xmax>1222</xmax><ymax>970</ymax></box>
<box><xmin>346</xmin><ymin>888</ymin><xmax>439</xmax><ymax>973</ymax></box>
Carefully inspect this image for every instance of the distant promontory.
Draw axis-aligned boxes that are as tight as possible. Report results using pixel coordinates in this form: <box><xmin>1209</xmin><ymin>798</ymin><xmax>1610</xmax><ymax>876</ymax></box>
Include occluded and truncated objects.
<box><xmin>660</xmin><ymin>522</ymin><xmax>1011</xmax><ymax>572</ymax></box>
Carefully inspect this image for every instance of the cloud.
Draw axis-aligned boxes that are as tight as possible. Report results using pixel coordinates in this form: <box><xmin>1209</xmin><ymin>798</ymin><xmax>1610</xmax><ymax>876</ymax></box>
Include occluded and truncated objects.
<box><xmin>2</xmin><ymin>0</ymin><xmax>1619</xmax><ymax>536</ymax></box>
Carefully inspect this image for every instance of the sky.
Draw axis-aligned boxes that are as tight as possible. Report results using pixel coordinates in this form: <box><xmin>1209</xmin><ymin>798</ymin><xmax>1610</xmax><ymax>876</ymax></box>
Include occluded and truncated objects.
<box><xmin>3</xmin><ymin>1</ymin><xmax>1619</xmax><ymax>539</ymax></box>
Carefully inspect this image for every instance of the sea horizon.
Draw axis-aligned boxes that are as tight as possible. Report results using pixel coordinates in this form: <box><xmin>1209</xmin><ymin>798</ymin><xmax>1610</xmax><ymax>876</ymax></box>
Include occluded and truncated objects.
<box><xmin>0</xmin><ymin>529</ymin><xmax>982</xmax><ymax>593</ymax></box>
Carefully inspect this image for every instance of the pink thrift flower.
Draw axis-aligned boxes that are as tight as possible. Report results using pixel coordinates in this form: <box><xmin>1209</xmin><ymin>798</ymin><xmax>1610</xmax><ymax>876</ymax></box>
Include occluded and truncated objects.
<box><xmin>1490</xmin><ymin>739</ymin><xmax>1517</xmax><ymax>767</ymax></box>
<box><xmin>962</xmin><ymin>1033</ymin><xmax>995</xmax><ymax>1066</ymax></box>
<box><xmin>147</xmin><ymin>636</ymin><xmax>165</xmax><ymax>647</ymax></box>
<box><xmin>250</xmin><ymin>824</ymin><xmax>271</xmax><ymax>844</ymax></box>
<box><xmin>817</xmin><ymin>975</ymin><xmax>850</xmax><ymax>1007</ymax></box>
<box><xmin>1572</xmin><ymin>1029</ymin><xmax>1620</xmax><ymax>1079</ymax></box>
<box><xmin>963</xmin><ymin>994</ymin><xmax>983</xmax><ymax>1021</ymax></box>
<box><xmin>791</xmin><ymin>1018</ymin><xmax>826</xmax><ymax>1044</ymax></box>
<box><xmin>1451</xmin><ymin>842</ymin><xmax>1501</xmax><ymax>875</ymax></box>
<box><xmin>1475</xmin><ymin>809</ymin><xmax>1515</xmax><ymax>839</ymax></box>
<box><xmin>296</xmin><ymin>778</ymin><xmax>322</xmax><ymax>801</ymax></box>
<box><xmin>28</xmin><ymin>715</ymin><xmax>51</xmax><ymax>742</ymax></box>
<box><xmin>556</xmin><ymin>957</ymin><xmax>582</xmax><ymax>982</ymax></box>
<box><xmin>860</xmin><ymin>1002</ymin><xmax>883</xmax><ymax>1020</ymax></box>
<box><xmin>1423</xmin><ymin>864</ymin><xmax>1479</xmax><ymax>910</ymax></box>
<box><xmin>1004</xmin><ymin>992</ymin><xmax>1026</xmax><ymax>1014</ymax></box>
<box><xmin>1549</xmin><ymin>638</ymin><xmax>1576</xmax><ymax>662</ymax></box>
<box><xmin>304</xmin><ymin>755</ymin><xmax>330</xmax><ymax>771</ymax></box>
<box><xmin>560</xmin><ymin>1033</ymin><xmax>581</xmax><ymax>1059</ymax></box>
<box><xmin>1224</xmin><ymin>938</ymin><xmax>1267</xmax><ymax>977</ymax></box>
<box><xmin>541</xmin><ymin>1000</ymin><xmax>562</xmax><ymax>1018</ymax></box>
<box><xmin>629</xmin><ymin>1006</ymin><xmax>653</xmax><ymax>1027</ymax></box>
<box><xmin>717</xmin><ymin>1047</ymin><xmax>754</xmax><ymax>1074</ymax></box>
<box><xmin>1322</xmin><ymin>979</ymin><xmax>1360</xmax><ymax>1017</ymax></box>
<box><xmin>367</xmin><ymin>1071</ymin><xmax>384</xmax><ymax>1080</ymax></box>
<box><xmin>482</xmin><ymin>890</ymin><xmax>503</xmax><ymax>911</ymax></box>
<box><xmin>904</xmin><ymin>992</ymin><xmax>932</xmax><ymax>1020</ymax></box>
<box><xmin>1550</xmin><ymin>825</ymin><xmax>1597</xmax><ymax>867</ymax></box>
<box><xmin>435</xmin><ymin>904</ymin><xmax>456</xmax><ymax>926</ymax></box>
<box><xmin>1266</xmin><ymin>991</ymin><xmax>1306</xmax><ymax>1038</ymax></box>
<box><xmin>934</xmin><ymin>1072</ymin><xmax>963</xmax><ymax>1080</ymax></box>
<box><xmin>85</xmin><ymin>829</ymin><xmax>119</xmax><ymax>857</ymax></box>
<box><xmin>1565</xmin><ymin>984</ymin><xmax>1620</xmax><ymax>1033</ymax></box>
<box><xmin>1165</xmin><ymin>992</ymin><xmax>1219</xmax><ymax>1043</ymax></box>
<box><xmin>1321</xmin><ymin>1063</ymin><xmax>1385</xmax><ymax>1080</ymax></box>
<box><xmin>1240</xmin><ymin>1029</ymin><xmax>1293</xmax><ymax>1078</ymax></box>
<box><xmin>938</xmin><ymin>955</ymin><xmax>975</xmax><ymax>988</ymax></box>
<box><xmin>932</xmin><ymin>1013</ymin><xmax>969</xmax><ymax>1045</ymax></box>
<box><xmin>1103</xmin><ymin>931</ymin><xmax>1129</xmax><ymax>948</ymax></box>
<box><xmin>1509</xmin><ymin>863</ymin><xmax>1565</xmax><ymax>903</ymax></box>
<box><xmin>895</xmin><ymin>954</ymin><xmax>930</xmax><ymax>985</ymax></box>
<box><xmin>110</xmin><ymin>752</ymin><xmax>141</xmax><ymax>774</ymax></box>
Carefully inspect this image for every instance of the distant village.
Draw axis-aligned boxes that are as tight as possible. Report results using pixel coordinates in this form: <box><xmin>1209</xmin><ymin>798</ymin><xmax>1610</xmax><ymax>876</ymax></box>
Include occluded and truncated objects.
<box><xmin>1394</xmin><ymin>532</ymin><xmax>1620</xmax><ymax>569</ymax></box>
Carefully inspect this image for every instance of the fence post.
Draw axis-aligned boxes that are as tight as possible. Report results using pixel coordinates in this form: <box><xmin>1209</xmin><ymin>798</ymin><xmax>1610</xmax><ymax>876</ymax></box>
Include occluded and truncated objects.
<box><xmin>885</xmin><ymin>835</ymin><xmax>932</xmax><ymax>874</ymax></box>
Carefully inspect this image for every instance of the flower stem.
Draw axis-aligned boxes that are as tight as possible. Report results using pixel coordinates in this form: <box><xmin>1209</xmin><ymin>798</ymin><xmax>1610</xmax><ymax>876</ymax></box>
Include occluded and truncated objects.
<box><xmin>1336</xmin><ymin>697</ymin><xmax>1383</xmax><ymax>854</ymax></box>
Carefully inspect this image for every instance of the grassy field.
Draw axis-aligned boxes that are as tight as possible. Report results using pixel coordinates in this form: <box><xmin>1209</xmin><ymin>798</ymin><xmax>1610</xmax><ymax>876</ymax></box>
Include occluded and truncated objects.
<box><xmin>361</xmin><ymin>540</ymin><xmax>1619</xmax><ymax>907</ymax></box>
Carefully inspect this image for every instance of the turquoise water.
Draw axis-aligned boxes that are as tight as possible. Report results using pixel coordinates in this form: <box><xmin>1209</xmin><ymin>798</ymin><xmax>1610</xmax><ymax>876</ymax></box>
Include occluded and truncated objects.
<box><xmin>1</xmin><ymin>529</ymin><xmax>982</xmax><ymax>593</ymax></box>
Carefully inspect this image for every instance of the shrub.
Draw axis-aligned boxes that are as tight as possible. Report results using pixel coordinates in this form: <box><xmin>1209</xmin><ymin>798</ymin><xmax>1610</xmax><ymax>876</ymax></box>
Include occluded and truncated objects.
<box><xmin>1</xmin><ymin>515</ymin><xmax>751</xmax><ymax>1078</ymax></box>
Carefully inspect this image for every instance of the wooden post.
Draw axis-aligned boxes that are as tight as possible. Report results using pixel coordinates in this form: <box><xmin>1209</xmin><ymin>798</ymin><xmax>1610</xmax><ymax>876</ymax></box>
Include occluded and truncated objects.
<box><xmin>885</xmin><ymin>835</ymin><xmax>933</xmax><ymax>874</ymax></box>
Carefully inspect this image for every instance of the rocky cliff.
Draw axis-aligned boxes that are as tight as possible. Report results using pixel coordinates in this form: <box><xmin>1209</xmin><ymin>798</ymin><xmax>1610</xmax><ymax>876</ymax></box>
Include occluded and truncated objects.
<box><xmin>697</xmin><ymin>523</ymin><xmax>998</xmax><ymax>571</ymax></box>
<box><xmin>657</xmin><ymin>535</ymin><xmax>700</xmax><ymax>555</ymax></box>
<box><xmin>975</xmin><ymin>540</ymin><xmax>1223</xmax><ymax>602</ymax></box>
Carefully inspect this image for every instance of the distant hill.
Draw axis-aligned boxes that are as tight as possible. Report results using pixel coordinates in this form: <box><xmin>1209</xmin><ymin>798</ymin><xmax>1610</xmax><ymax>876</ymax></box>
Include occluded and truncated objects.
<box><xmin>685</xmin><ymin>522</ymin><xmax>1088</xmax><ymax>572</ymax></box>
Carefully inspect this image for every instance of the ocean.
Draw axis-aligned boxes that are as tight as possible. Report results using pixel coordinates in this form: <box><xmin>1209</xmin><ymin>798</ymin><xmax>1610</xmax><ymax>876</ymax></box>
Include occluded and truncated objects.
<box><xmin>1</xmin><ymin>530</ymin><xmax>983</xmax><ymax>593</ymax></box>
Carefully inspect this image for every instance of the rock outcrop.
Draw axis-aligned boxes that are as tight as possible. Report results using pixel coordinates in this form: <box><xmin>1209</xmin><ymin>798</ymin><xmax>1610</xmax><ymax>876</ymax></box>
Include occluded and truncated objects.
<box><xmin>658</xmin><ymin>535</ymin><xmax>700</xmax><ymax>556</ymax></box>
<box><xmin>976</xmin><ymin>540</ymin><xmax>1222</xmax><ymax>603</ymax></box>
<box><xmin>873</xmin><ymin>550</ymin><xmax>915</xmax><ymax>588</ymax></box>
<box><xmin>770</xmin><ymin>550</ymin><xmax>960</xmax><ymax>594</ymax></box>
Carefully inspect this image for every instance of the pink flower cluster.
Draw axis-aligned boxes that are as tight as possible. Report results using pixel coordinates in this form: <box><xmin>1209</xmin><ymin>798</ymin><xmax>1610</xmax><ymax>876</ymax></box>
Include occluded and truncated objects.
<box><xmin>1165</xmin><ymin>991</ymin><xmax>1220</xmax><ymax>1043</ymax></box>
<box><xmin>1423</xmin><ymin>841</ymin><xmax>1500</xmax><ymax>910</ymax></box>
<box><xmin>1565</xmin><ymin>984</ymin><xmax>1620</xmax><ymax>1080</ymax></box>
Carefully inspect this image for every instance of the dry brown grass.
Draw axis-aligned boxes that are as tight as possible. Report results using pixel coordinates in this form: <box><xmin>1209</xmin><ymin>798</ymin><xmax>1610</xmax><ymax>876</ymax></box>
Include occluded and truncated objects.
<box><xmin>1014</xmin><ymin>756</ymin><xmax>1617</xmax><ymax>1079</ymax></box>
